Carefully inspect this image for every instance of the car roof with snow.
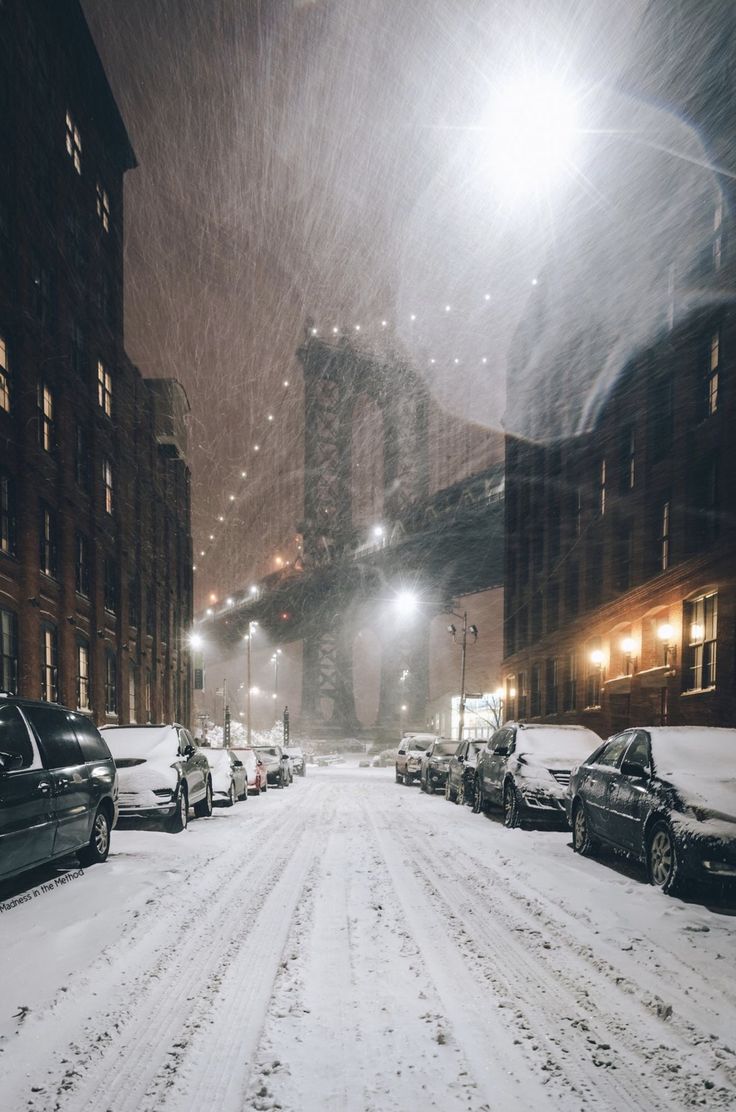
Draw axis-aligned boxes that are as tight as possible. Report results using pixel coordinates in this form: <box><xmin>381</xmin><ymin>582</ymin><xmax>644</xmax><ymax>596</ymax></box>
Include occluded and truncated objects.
<box><xmin>100</xmin><ymin>723</ymin><xmax>180</xmax><ymax>757</ymax></box>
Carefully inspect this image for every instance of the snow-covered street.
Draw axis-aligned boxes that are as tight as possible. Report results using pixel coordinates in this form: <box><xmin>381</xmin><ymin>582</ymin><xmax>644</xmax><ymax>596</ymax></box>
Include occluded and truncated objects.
<box><xmin>2</xmin><ymin>766</ymin><xmax>735</xmax><ymax>1112</ymax></box>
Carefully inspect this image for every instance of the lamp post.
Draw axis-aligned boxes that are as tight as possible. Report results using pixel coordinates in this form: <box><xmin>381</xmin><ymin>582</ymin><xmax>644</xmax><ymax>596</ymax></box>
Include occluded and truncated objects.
<box><xmin>244</xmin><ymin>621</ymin><xmax>258</xmax><ymax>746</ymax></box>
<box><xmin>447</xmin><ymin>610</ymin><xmax>478</xmax><ymax>742</ymax></box>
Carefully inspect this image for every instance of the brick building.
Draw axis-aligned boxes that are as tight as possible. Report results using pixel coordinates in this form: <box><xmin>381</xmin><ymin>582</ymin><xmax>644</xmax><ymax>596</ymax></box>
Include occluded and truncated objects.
<box><xmin>0</xmin><ymin>0</ymin><xmax>193</xmax><ymax>725</ymax></box>
<box><xmin>501</xmin><ymin>0</ymin><xmax>736</xmax><ymax>736</ymax></box>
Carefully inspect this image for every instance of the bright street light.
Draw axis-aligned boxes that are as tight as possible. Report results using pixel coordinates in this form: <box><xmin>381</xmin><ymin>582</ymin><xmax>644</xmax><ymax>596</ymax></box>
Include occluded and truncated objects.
<box><xmin>189</xmin><ymin>632</ymin><xmax>203</xmax><ymax>650</ymax></box>
<box><xmin>395</xmin><ymin>590</ymin><xmax>418</xmax><ymax>616</ymax></box>
<box><xmin>487</xmin><ymin>75</ymin><xmax>579</xmax><ymax>200</ymax></box>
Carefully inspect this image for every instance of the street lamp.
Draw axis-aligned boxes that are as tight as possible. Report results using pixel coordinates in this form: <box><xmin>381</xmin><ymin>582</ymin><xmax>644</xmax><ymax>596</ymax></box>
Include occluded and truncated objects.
<box><xmin>447</xmin><ymin>610</ymin><xmax>478</xmax><ymax>741</ymax></box>
<box><xmin>657</xmin><ymin>623</ymin><xmax>675</xmax><ymax>667</ymax></box>
<box><xmin>620</xmin><ymin>636</ymin><xmax>637</xmax><ymax>675</ymax></box>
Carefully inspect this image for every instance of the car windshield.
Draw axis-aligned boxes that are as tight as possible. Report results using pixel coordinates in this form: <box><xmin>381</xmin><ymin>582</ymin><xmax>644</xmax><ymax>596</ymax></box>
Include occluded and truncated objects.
<box><xmin>203</xmin><ymin>748</ymin><xmax>231</xmax><ymax>768</ymax></box>
<box><xmin>516</xmin><ymin>728</ymin><xmax>601</xmax><ymax>762</ymax></box>
<box><xmin>434</xmin><ymin>741</ymin><xmax>457</xmax><ymax>755</ymax></box>
<box><xmin>651</xmin><ymin>728</ymin><xmax>736</xmax><ymax>779</ymax></box>
<box><xmin>256</xmin><ymin>747</ymin><xmax>281</xmax><ymax>757</ymax></box>
<box><xmin>102</xmin><ymin>726</ymin><xmax>178</xmax><ymax>759</ymax></box>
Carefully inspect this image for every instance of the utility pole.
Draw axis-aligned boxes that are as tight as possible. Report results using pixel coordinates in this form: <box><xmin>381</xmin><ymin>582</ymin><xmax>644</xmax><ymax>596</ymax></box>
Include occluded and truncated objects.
<box><xmin>447</xmin><ymin>610</ymin><xmax>478</xmax><ymax>742</ymax></box>
<box><xmin>245</xmin><ymin>620</ymin><xmax>257</xmax><ymax>747</ymax></box>
<box><xmin>223</xmin><ymin>677</ymin><xmax>231</xmax><ymax>747</ymax></box>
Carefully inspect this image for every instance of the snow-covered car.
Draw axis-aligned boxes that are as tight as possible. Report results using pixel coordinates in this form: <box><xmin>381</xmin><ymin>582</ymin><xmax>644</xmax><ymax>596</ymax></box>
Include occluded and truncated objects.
<box><xmin>230</xmin><ymin>747</ymin><xmax>268</xmax><ymax>794</ymax></box>
<box><xmin>445</xmin><ymin>738</ymin><xmax>486</xmax><ymax>805</ymax></box>
<box><xmin>200</xmin><ymin>747</ymin><xmax>247</xmax><ymax>806</ymax></box>
<box><xmin>371</xmin><ymin>748</ymin><xmax>396</xmax><ymax>767</ymax></box>
<box><xmin>101</xmin><ymin>724</ymin><xmax>213</xmax><ymax>832</ymax></box>
<box><xmin>0</xmin><ymin>697</ymin><xmax>118</xmax><ymax>882</ymax></box>
<box><xmin>568</xmin><ymin>726</ymin><xmax>736</xmax><ymax>895</ymax></box>
<box><xmin>395</xmin><ymin>733</ymin><xmax>436</xmax><ymax>784</ymax></box>
<box><xmin>473</xmin><ymin>723</ymin><xmax>602</xmax><ymax>827</ymax></box>
<box><xmin>419</xmin><ymin>738</ymin><xmax>458</xmax><ymax>793</ymax></box>
<box><xmin>254</xmin><ymin>745</ymin><xmax>291</xmax><ymax>787</ymax></box>
<box><xmin>284</xmin><ymin>745</ymin><xmax>305</xmax><ymax>776</ymax></box>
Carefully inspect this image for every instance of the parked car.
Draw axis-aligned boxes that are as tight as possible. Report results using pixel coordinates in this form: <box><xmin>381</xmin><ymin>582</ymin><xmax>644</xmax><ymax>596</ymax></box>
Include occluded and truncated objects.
<box><xmin>420</xmin><ymin>738</ymin><xmax>458</xmax><ymax>793</ymax></box>
<box><xmin>254</xmin><ymin>745</ymin><xmax>291</xmax><ymax>787</ymax></box>
<box><xmin>395</xmin><ymin>733</ymin><xmax>436</xmax><ymax>784</ymax></box>
<box><xmin>284</xmin><ymin>745</ymin><xmax>306</xmax><ymax>776</ymax></box>
<box><xmin>445</xmin><ymin>739</ymin><xmax>486</xmax><ymax>805</ymax></box>
<box><xmin>231</xmin><ymin>747</ymin><xmax>268</xmax><ymax>794</ymax></box>
<box><xmin>0</xmin><ymin>697</ymin><xmax>118</xmax><ymax>883</ymax></box>
<box><xmin>101</xmin><ymin>723</ymin><xmax>213</xmax><ymax>832</ymax></box>
<box><xmin>568</xmin><ymin>726</ymin><xmax>736</xmax><ymax>895</ymax></box>
<box><xmin>201</xmin><ymin>747</ymin><xmax>247</xmax><ymax>806</ymax></box>
<box><xmin>473</xmin><ymin>722</ymin><xmax>602</xmax><ymax>827</ymax></box>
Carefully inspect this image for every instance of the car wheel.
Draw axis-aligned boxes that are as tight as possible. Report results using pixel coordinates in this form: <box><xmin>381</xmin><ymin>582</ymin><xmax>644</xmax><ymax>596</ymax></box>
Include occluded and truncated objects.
<box><xmin>194</xmin><ymin>778</ymin><xmax>214</xmax><ymax>818</ymax></box>
<box><xmin>571</xmin><ymin>801</ymin><xmax>597</xmax><ymax>856</ymax></box>
<box><xmin>78</xmin><ymin>806</ymin><xmax>111</xmax><ymax>867</ymax></box>
<box><xmin>167</xmin><ymin>787</ymin><xmax>188</xmax><ymax>833</ymax></box>
<box><xmin>503</xmin><ymin>781</ymin><xmax>522</xmax><ymax>829</ymax></box>
<box><xmin>395</xmin><ymin>767</ymin><xmax>403</xmax><ymax>784</ymax></box>
<box><xmin>472</xmin><ymin>776</ymin><xmax>484</xmax><ymax>815</ymax></box>
<box><xmin>225</xmin><ymin>782</ymin><xmax>236</xmax><ymax>807</ymax></box>
<box><xmin>648</xmin><ymin>821</ymin><xmax>685</xmax><ymax>895</ymax></box>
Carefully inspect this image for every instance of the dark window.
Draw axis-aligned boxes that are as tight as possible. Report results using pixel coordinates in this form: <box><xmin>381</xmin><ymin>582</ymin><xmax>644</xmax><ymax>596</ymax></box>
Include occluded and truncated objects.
<box><xmin>104</xmin><ymin>556</ymin><xmax>118</xmax><ymax>614</ymax></box>
<box><xmin>71</xmin><ymin>320</ymin><xmax>85</xmax><ymax>374</ymax></box>
<box><xmin>585</xmin><ymin>537</ymin><xmax>603</xmax><ymax>609</ymax></box>
<box><xmin>31</xmin><ymin>256</ymin><xmax>53</xmax><ymax>326</ymax></box>
<box><xmin>703</xmin><ymin>329</ymin><xmax>720</xmax><ymax>419</ymax></box>
<box><xmin>40</xmin><ymin>623</ymin><xmax>58</xmax><ymax>702</ymax></box>
<box><xmin>619</xmin><ymin>427</ymin><xmax>635</xmax><ymax>493</ymax></box>
<box><xmin>25</xmin><ymin>706</ymin><xmax>83</xmax><ymax>768</ymax></box>
<box><xmin>146</xmin><ymin>589</ymin><xmax>156</xmax><ymax>637</ymax></box>
<box><xmin>96</xmin><ymin>182</ymin><xmax>110</xmax><ymax>232</ymax></box>
<box><xmin>648</xmin><ymin>372</ymin><xmax>673</xmax><ymax>463</ymax></box>
<box><xmin>102</xmin><ymin>457</ymin><xmax>113</xmax><ymax>514</ymax></box>
<box><xmin>0</xmin><ymin>470</ymin><xmax>15</xmax><ymax>555</ymax></box>
<box><xmin>105</xmin><ymin>650</ymin><xmax>117</xmax><ymax>714</ymax></box>
<box><xmin>128</xmin><ymin>577</ymin><xmax>140</xmax><ymax>628</ymax></box>
<box><xmin>693</xmin><ymin>456</ymin><xmax>718</xmax><ymax>548</ymax></box>
<box><xmin>0</xmin><ymin>333</ymin><xmax>9</xmax><ymax>411</ymax></box>
<box><xmin>613</xmin><ymin>521</ymin><xmax>633</xmax><ymax>592</ymax></box>
<box><xmin>530</xmin><ymin>664</ymin><xmax>541</xmax><ymax>717</ymax></box>
<box><xmin>565</xmin><ymin>561</ymin><xmax>579</xmax><ymax>618</ymax></box>
<box><xmin>660</xmin><ymin>500</ymin><xmax>670</xmax><ymax>572</ymax></box>
<box><xmin>516</xmin><ymin>672</ymin><xmax>528</xmax><ymax>719</ymax></box>
<box><xmin>562</xmin><ymin>653</ymin><xmax>577</xmax><ymax>712</ymax></box>
<box><xmin>76</xmin><ymin>638</ymin><xmax>91</xmax><ymax>710</ymax></box>
<box><xmin>71</xmin><ymin>714</ymin><xmax>111</xmax><ymax>761</ymax></box>
<box><xmin>66</xmin><ymin>210</ymin><xmax>86</xmax><ymax>278</ymax></box>
<box><xmin>0</xmin><ymin>705</ymin><xmax>34</xmax><ymax>768</ymax></box>
<box><xmin>0</xmin><ymin>608</ymin><xmax>18</xmax><ymax>693</ymax></box>
<box><xmin>684</xmin><ymin>593</ymin><xmax>717</xmax><ymax>692</ymax></box>
<box><xmin>75</xmin><ymin>532</ymin><xmax>90</xmax><ymax>597</ymax></box>
<box><xmin>546</xmin><ymin>581</ymin><xmax>559</xmax><ymax>633</ymax></box>
<box><xmin>75</xmin><ymin>424</ymin><xmax>92</xmax><ymax>491</ymax></box>
<box><xmin>37</xmin><ymin>382</ymin><xmax>53</xmax><ymax>452</ymax></box>
<box><xmin>585</xmin><ymin>655</ymin><xmax>602</xmax><ymax>708</ymax></box>
<box><xmin>530</xmin><ymin>591</ymin><xmax>543</xmax><ymax>641</ymax></box>
<box><xmin>40</xmin><ymin>504</ymin><xmax>57</xmax><ymax>577</ymax></box>
<box><xmin>545</xmin><ymin>658</ymin><xmax>559</xmax><ymax>715</ymax></box>
<box><xmin>597</xmin><ymin>458</ymin><xmax>607</xmax><ymax>516</ymax></box>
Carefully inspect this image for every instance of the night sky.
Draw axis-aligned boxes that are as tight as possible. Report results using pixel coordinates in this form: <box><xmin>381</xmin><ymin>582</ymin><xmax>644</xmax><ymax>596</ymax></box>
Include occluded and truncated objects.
<box><xmin>81</xmin><ymin>0</ymin><xmax>649</xmax><ymax>610</ymax></box>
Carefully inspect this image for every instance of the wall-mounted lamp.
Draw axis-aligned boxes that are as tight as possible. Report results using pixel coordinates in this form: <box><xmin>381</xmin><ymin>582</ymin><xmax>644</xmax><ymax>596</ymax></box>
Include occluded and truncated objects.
<box><xmin>620</xmin><ymin>636</ymin><xmax>637</xmax><ymax>675</ymax></box>
<box><xmin>590</xmin><ymin>648</ymin><xmax>605</xmax><ymax>669</ymax></box>
<box><xmin>657</xmin><ymin>623</ymin><xmax>675</xmax><ymax>667</ymax></box>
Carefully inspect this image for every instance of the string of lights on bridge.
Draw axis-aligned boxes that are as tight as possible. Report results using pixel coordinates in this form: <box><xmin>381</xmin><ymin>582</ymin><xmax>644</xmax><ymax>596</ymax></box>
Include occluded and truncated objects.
<box><xmin>194</xmin><ymin>285</ymin><xmax>541</xmax><ymax>607</ymax></box>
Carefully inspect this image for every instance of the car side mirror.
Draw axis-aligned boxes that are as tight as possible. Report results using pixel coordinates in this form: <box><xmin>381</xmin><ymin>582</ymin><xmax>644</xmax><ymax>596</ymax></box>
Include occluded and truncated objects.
<box><xmin>621</xmin><ymin>760</ymin><xmax>648</xmax><ymax>779</ymax></box>
<box><xmin>0</xmin><ymin>750</ymin><xmax>23</xmax><ymax>775</ymax></box>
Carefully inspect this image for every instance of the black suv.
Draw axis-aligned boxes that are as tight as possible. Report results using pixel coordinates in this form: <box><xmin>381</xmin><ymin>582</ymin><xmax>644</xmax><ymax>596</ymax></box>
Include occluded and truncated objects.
<box><xmin>0</xmin><ymin>696</ymin><xmax>118</xmax><ymax>884</ymax></box>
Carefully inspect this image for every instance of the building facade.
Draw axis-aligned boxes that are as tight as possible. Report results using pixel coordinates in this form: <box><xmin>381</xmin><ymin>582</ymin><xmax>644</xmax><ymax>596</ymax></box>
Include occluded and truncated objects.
<box><xmin>0</xmin><ymin>0</ymin><xmax>193</xmax><ymax>726</ymax></box>
<box><xmin>501</xmin><ymin>0</ymin><xmax>736</xmax><ymax>737</ymax></box>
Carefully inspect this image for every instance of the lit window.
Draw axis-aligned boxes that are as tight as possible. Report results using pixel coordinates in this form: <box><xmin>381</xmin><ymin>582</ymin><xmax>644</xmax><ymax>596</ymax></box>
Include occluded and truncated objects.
<box><xmin>128</xmin><ymin>665</ymin><xmax>137</xmax><ymax>723</ymax></box>
<box><xmin>102</xmin><ymin>457</ymin><xmax>113</xmax><ymax>514</ymax></box>
<box><xmin>65</xmin><ymin>110</ymin><xmax>81</xmax><ymax>174</ymax></box>
<box><xmin>77</xmin><ymin>639</ymin><xmax>90</xmax><ymax>711</ymax></box>
<box><xmin>38</xmin><ymin>382</ymin><xmax>53</xmax><ymax>452</ymax></box>
<box><xmin>96</xmin><ymin>182</ymin><xmax>110</xmax><ymax>232</ymax></box>
<box><xmin>41</xmin><ymin>623</ymin><xmax>58</xmax><ymax>702</ymax></box>
<box><xmin>0</xmin><ymin>335</ymin><xmax>9</xmax><ymax>412</ymax></box>
<box><xmin>684</xmin><ymin>593</ymin><xmax>717</xmax><ymax>692</ymax></box>
<box><xmin>97</xmin><ymin>360</ymin><xmax>112</xmax><ymax>416</ymax></box>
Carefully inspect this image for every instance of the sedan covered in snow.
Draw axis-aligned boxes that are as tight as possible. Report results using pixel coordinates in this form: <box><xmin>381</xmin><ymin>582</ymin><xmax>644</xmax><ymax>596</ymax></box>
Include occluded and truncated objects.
<box><xmin>445</xmin><ymin>738</ymin><xmax>486</xmax><ymax>805</ymax></box>
<box><xmin>395</xmin><ymin>733</ymin><xmax>436</xmax><ymax>784</ymax></box>
<box><xmin>231</xmin><ymin>747</ymin><xmax>268</xmax><ymax>794</ymax></box>
<box><xmin>420</xmin><ymin>738</ymin><xmax>458</xmax><ymax>793</ymax></box>
<box><xmin>284</xmin><ymin>745</ymin><xmax>306</xmax><ymax>776</ymax></box>
<box><xmin>254</xmin><ymin>745</ymin><xmax>291</xmax><ymax>787</ymax></box>
<box><xmin>101</xmin><ymin>724</ymin><xmax>213</xmax><ymax>832</ymax></box>
<box><xmin>568</xmin><ymin>726</ymin><xmax>736</xmax><ymax>895</ymax></box>
<box><xmin>200</xmin><ymin>747</ymin><xmax>247</xmax><ymax>806</ymax></box>
<box><xmin>473</xmin><ymin>723</ymin><xmax>602</xmax><ymax>827</ymax></box>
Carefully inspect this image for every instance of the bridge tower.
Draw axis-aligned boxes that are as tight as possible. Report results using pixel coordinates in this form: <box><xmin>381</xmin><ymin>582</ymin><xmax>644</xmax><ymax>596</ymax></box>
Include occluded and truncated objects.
<box><xmin>297</xmin><ymin>331</ymin><xmax>431</xmax><ymax>736</ymax></box>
